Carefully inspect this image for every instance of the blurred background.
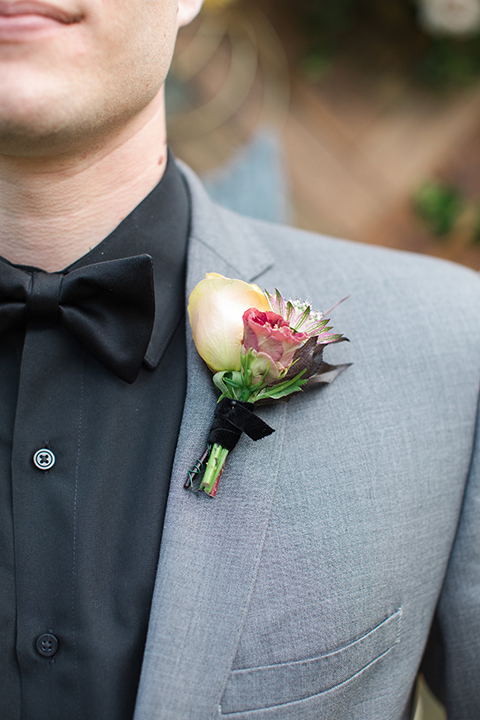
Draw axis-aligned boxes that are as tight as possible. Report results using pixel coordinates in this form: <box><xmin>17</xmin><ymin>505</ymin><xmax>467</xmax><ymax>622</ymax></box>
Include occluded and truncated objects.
<box><xmin>166</xmin><ymin>2</ymin><xmax>479</xmax><ymax>716</ymax></box>
<box><xmin>166</xmin><ymin>0</ymin><xmax>480</xmax><ymax>272</ymax></box>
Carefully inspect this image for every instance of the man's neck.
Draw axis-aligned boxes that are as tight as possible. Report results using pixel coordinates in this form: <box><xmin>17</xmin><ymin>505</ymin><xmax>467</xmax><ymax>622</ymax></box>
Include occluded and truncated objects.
<box><xmin>0</xmin><ymin>93</ymin><xmax>169</xmax><ymax>273</ymax></box>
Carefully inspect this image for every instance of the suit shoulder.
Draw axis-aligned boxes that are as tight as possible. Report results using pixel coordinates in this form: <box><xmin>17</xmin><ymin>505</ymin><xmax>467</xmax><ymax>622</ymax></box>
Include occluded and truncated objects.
<box><xmin>241</xmin><ymin>214</ymin><xmax>480</xmax><ymax>309</ymax></box>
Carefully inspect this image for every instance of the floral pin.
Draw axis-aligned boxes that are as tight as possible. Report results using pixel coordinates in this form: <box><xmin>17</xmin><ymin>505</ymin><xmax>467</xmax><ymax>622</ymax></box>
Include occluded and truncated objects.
<box><xmin>185</xmin><ymin>273</ymin><xmax>350</xmax><ymax>497</ymax></box>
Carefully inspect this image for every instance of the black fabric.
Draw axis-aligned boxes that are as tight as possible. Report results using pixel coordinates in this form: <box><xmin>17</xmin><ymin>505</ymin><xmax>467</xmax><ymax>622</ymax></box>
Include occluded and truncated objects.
<box><xmin>420</xmin><ymin>614</ymin><xmax>446</xmax><ymax>705</ymax></box>
<box><xmin>207</xmin><ymin>398</ymin><xmax>274</xmax><ymax>451</ymax></box>
<box><xmin>0</xmin><ymin>154</ymin><xmax>190</xmax><ymax>720</ymax></box>
<box><xmin>0</xmin><ymin>254</ymin><xmax>155</xmax><ymax>383</ymax></box>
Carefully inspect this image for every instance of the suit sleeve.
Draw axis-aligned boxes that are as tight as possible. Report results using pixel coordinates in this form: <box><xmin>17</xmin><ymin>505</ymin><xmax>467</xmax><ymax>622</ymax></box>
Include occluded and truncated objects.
<box><xmin>434</xmin><ymin>386</ymin><xmax>480</xmax><ymax>718</ymax></box>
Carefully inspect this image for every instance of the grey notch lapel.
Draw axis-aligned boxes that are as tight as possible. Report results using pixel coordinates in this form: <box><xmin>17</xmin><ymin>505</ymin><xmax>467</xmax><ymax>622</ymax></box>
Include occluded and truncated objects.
<box><xmin>134</xmin><ymin>166</ymin><xmax>286</xmax><ymax>719</ymax></box>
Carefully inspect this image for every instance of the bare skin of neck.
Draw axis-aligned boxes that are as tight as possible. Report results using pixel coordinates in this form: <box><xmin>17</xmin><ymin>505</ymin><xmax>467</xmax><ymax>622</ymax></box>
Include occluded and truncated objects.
<box><xmin>0</xmin><ymin>91</ymin><xmax>168</xmax><ymax>273</ymax></box>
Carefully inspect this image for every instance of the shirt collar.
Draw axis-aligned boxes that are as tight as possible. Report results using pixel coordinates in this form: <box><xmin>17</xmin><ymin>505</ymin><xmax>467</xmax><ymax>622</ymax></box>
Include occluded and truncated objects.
<box><xmin>68</xmin><ymin>152</ymin><xmax>191</xmax><ymax>370</ymax></box>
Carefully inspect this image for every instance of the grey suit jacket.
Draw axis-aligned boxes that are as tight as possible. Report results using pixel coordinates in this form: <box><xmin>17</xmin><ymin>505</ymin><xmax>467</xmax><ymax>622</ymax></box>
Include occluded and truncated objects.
<box><xmin>133</xmin><ymin>164</ymin><xmax>480</xmax><ymax>720</ymax></box>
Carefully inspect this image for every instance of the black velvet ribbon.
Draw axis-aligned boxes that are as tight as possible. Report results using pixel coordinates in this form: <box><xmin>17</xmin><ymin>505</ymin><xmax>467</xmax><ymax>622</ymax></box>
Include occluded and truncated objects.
<box><xmin>0</xmin><ymin>255</ymin><xmax>155</xmax><ymax>383</ymax></box>
<box><xmin>207</xmin><ymin>397</ymin><xmax>274</xmax><ymax>451</ymax></box>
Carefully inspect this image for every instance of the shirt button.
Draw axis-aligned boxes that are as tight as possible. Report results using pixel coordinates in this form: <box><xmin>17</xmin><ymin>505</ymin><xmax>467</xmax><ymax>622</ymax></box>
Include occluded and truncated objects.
<box><xmin>36</xmin><ymin>633</ymin><xmax>59</xmax><ymax>657</ymax></box>
<box><xmin>33</xmin><ymin>448</ymin><xmax>55</xmax><ymax>470</ymax></box>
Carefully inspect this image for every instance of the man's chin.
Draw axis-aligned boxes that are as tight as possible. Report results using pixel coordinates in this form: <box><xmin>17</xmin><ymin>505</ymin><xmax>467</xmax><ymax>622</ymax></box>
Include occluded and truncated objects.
<box><xmin>0</xmin><ymin>108</ymin><xmax>76</xmax><ymax>158</ymax></box>
<box><xmin>0</xmin><ymin>76</ymin><xmax>76</xmax><ymax>158</ymax></box>
<box><xmin>0</xmin><ymin>131</ymin><xmax>67</xmax><ymax>160</ymax></box>
<box><xmin>0</xmin><ymin>87</ymin><xmax>165</xmax><ymax>162</ymax></box>
<box><xmin>0</xmin><ymin>87</ymin><xmax>117</xmax><ymax>161</ymax></box>
<box><xmin>0</xmin><ymin>113</ymin><xmax>105</xmax><ymax>161</ymax></box>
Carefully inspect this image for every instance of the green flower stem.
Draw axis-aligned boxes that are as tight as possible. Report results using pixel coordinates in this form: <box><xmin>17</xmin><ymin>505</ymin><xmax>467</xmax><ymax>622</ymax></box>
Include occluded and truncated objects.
<box><xmin>240</xmin><ymin>388</ymin><xmax>254</xmax><ymax>402</ymax></box>
<box><xmin>200</xmin><ymin>443</ymin><xmax>229</xmax><ymax>496</ymax></box>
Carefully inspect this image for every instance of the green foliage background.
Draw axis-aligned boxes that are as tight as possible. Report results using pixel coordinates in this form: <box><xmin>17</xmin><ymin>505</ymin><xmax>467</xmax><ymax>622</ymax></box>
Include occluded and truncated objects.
<box><xmin>284</xmin><ymin>0</ymin><xmax>480</xmax><ymax>89</ymax></box>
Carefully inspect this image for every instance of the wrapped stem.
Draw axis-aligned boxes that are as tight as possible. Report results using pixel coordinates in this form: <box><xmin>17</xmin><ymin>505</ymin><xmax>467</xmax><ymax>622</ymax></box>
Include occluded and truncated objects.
<box><xmin>185</xmin><ymin>399</ymin><xmax>274</xmax><ymax>498</ymax></box>
<box><xmin>200</xmin><ymin>443</ymin><xmax>229</xmax><ymax>497</ymax></box>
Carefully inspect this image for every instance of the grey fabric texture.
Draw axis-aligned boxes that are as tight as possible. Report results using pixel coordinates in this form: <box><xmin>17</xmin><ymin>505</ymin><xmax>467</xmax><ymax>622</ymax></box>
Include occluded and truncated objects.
<box><xmin>133</xmin><ymin>163</ymin><xmax>480</xmax><ymax>720</ymax></box>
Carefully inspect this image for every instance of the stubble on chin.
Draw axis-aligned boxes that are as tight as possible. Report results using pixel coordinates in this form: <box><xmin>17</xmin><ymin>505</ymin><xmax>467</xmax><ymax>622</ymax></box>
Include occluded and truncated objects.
<box><xmin>0</xmin><ymin>68</ymin><xmax>88</xmax><ymax>159</ymax></box>
<box><xmin>0</xmin><ymin>74</ymin><xmax>162</xmax><ymax>163</ymax></box>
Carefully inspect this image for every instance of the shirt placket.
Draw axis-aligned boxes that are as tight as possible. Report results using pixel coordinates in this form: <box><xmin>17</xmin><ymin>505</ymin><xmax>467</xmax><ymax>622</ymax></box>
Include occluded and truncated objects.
<box><xmin>11</xmin><ymin>323</ymin><xmax>85</xmax><ymax>720</ymax></box>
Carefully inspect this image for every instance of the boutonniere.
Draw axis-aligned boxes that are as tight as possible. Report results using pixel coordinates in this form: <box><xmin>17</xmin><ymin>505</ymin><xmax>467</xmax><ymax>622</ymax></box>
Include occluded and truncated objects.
<box><xmin>185</xmin><ymin>273</ymin><xmax>350</xmax><ymax>497</ymax></box>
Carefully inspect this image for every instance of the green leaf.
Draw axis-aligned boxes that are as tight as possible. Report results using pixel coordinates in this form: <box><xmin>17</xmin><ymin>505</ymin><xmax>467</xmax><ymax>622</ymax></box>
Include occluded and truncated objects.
<box><xmin>222</xmin><ymin>376</ymin><xmax>240</xmax><ymax>390</ymax></box>
<box><xmin>255</xmin><ymin>384</ymin><xmax>304</xmax><ymax>401</ymax></box>
<box><xmin>272</xmin><ymin>369</ymin><xmax>307</xmax><ymax>391</ymax></box>
<box><xmin>230</xmin><ymin>371</ymin><xmax>244</xmax><ymax>386</ymax></box>
<box><xmin>220</xmin><ymin>371</ymin><xmax>248</xmax><ymax>400</ymax></box>
<box><xmin>253</xmin><ymin>370</ymin><xmax>308</xmax><ymax>401</ymax></box>
<box><xmin>213</xmin><ymin>372</ymin><xmax>229</xmax><ymax>394</ymax></box>
<box><xmin>213</xmin><ymin>370</ymin><xmax>248</xmax><ymax>400</ymax></box>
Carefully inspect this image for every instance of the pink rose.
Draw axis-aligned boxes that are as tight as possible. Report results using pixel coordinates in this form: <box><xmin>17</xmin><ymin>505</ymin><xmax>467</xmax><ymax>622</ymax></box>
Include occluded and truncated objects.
<box><xmin>242</xmin><ymin>308</ymin><xmax>308</xmax><ymax>383</ymax></box>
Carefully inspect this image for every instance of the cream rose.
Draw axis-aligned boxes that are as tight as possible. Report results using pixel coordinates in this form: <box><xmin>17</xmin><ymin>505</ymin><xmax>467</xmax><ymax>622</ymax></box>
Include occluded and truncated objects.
<box><xmin>188</xmin><ymin>273</ymin><xmax>270</xmax><ymax>372</ymax></box>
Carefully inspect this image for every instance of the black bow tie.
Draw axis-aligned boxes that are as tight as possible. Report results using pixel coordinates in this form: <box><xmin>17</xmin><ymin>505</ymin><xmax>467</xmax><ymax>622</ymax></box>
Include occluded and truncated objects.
<box><xmin>0</xmin><ymin>254</ymin><xmax>155</xmax><ymax>383</ymax></box>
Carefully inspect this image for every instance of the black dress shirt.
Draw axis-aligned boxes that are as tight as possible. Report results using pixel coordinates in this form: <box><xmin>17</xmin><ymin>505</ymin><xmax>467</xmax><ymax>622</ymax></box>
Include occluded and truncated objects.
<box><xmin>0</xmin><ymin>156</ymin><xmax>190</xmax><ymax>720</ymax></box>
